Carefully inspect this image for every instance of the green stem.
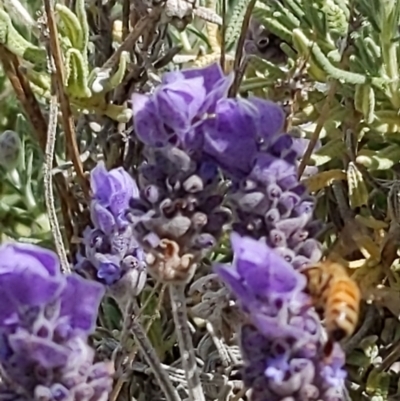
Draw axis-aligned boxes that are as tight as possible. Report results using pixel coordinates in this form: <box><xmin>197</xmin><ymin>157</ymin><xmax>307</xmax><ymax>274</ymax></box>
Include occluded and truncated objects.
<box><xmin>380</xmin><ymin>0</ymin><xmax>400</xmax><ymax>107</ymax></box>
<box><xmin>179</xmin><ymin>31</ymin><xmax>192</xmax><ymax>52</ymax></box>
<box><xmin>381</xmin><ymin>40</ymin><xmax>400</xmax><ymax>108</ymax></box>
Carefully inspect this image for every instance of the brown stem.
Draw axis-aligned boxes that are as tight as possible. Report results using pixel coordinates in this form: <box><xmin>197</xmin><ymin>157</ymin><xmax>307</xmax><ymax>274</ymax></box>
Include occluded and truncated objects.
<box><xmin>297</xmin><ymin>80</ymin><xmax>338</xmax><ymax>178</ymax></box>
<box><xmin>0</xmin><ymin>45</ymin><xmax>48</xmax><ymax>149</ymax></box>
<box><xmin>228</xmin><ymin>0</ymin><xmax>256</xmax><ymax>97</ymax></box>
<box><xmin>122</xmin><ymin>0</ymin><xmax>130</xmax><ymax>40</ymax></box>
<box><xmin>102</xmin><ymin>7</ymin><xmax>163</xmax><ymax>70</ymax></box>
<box><xmin>220</xmin><ymin>0</ymin><xmax>226</xmax><ymax>73</ymax></box>
<box><xmin>43</xmin><ymin>0</ymin><xmax>89</xmax><ymax>198</ymax></box>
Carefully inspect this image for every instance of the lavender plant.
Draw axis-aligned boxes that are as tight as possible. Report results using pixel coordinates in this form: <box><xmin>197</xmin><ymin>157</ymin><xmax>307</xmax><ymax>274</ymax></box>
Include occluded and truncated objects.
<box><xmin>0</xmin><ymin>241</ymin><xmax>113</xmax><ymax>401</ymax></box>
<box><xmin>129</xmin><ymin>62</ymin><xmax>347</xmax><ymax>401</ymax></box>
<box><xmin>1</xmin><ymin>0</ymin><xmax>399</xmax><ymax>400</ymax></box>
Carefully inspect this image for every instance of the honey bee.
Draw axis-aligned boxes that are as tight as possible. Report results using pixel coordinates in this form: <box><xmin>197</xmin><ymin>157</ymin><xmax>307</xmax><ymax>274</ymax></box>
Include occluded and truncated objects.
<box><xmin>301</xmin><ymin>260</ymin><xmax>361</xmax><ymax>342</ymax></box>
<box><xmin>301</xmin><ymin>179</ymin><xmax>384</xmax><ymax>344</ymax></box>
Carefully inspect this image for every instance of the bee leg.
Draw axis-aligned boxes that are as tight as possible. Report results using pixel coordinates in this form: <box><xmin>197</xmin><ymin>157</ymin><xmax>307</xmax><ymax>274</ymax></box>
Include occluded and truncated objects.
<box><xmin>323</xmin><ymin>339</ymin><xmax>334</xmax><ymax>358</ymax></box>
<box><xmin>299</xmin><ymin>298</ymin><xmax>322</xmax><ymax>317</ymax></box>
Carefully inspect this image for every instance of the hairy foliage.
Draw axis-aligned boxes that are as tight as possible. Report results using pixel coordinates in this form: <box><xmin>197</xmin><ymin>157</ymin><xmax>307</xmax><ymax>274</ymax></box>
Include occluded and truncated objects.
<box><xmin>0</xmin><ymin>0</ymin><xmax>400</xmax><ymax>400</ymax></box>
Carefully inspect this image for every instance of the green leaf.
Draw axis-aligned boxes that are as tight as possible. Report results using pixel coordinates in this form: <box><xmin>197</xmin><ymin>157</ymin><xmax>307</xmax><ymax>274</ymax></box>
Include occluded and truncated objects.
<box><xmin>0</xmin><ymin>10</ymin><xmax>46</xmax><ymax>67</ymax></box>
<box><xmin>65</xmin><ymin>48</ymin><xmax>91</xmax><ymax>98</ymax></box>
<box><xmin>56</xmin><ymin>4</ymin><xmax>84</xmax><ymax>51</ymax></box>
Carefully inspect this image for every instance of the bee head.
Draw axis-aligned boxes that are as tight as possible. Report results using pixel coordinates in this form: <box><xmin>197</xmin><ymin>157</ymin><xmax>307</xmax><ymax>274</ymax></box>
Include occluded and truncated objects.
<box><xmin>330</xmin><ymin>327</ymin><xmax>348</xmax><ymax>342</ymax></box>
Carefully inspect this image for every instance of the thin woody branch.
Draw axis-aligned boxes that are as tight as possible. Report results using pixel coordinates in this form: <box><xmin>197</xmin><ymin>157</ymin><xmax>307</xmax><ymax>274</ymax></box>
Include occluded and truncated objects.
<box><xmin>43</xmin><ymin>0</ymin><xmax>90</xmax><ymax>198</ymax></box>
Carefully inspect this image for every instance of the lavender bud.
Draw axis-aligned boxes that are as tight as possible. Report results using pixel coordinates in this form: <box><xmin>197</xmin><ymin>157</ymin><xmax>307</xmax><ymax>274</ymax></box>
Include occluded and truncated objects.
<box><xmin>0</xmin><ymin>130</ymin><xmax>22</xmax><ymax>171</ymax></box>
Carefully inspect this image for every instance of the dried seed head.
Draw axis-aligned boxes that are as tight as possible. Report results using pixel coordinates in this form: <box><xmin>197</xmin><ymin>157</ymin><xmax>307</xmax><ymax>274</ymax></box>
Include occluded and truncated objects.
<box><xmin>145</xmin><ymin>238</ymin><xmax>197</xmax><ymax>284</ymax></box>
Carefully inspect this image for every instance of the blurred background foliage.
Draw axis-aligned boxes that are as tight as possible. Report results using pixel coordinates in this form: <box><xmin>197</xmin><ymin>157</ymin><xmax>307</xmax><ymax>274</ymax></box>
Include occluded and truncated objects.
<box><xmin>3</xmin><ymin>0</ymin><xmax>400</xmax><ymax>400</ymax></box>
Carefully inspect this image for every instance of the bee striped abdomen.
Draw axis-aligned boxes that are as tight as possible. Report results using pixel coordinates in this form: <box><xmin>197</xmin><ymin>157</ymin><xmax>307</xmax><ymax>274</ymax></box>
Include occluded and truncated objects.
<box><xmin>302</xmin><ymin>261</ymin><xmax>361</xmax><ymax>342</ymax></box>
<box><xmin>303</xmin><ymin>264</ymin><xmax>333</xmax><ymax>310</ymax></box>
<box><xmin>326</xmin><ymin>277</ymin><xmax>360</xmax><ymax>341</ymax></box>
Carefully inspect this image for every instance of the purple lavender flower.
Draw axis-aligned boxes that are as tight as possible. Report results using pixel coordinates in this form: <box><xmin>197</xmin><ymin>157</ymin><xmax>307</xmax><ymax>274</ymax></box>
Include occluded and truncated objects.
<box><xmin>209</xmin><ymin>98</ymin><xmax>324</xmax><ymax>270</ymax></box>
<box><xmin>0</xmin><ymin>242</ymin><xmax>112</xmax><ymax>401</ymax></box>
<box><xmin>129</xmin><ymin>64</ymin><xmax>289</xmax><ymax>284</ymax></box>
<box><xmin>127</xmin><ymin>145</ymin><xmax>231</xmax><ymax>283</ymax></box>
<box><xmin>90</xmin><ymin>160</ymin><xmax>138</xmax><ymax>230</ymax></box>
<box><xmin>75</xmin><ymin>162</ymin><xmax>146</xmax><ymax>304</ymax></box>
<box><xmin>132</xmin><ymin>63</ymin><xmax>234</xmax><ymax>152</ymax></box>
<box><xmin>131</xmin><ymin>61</ymin><xmax>319</xmax><ymax>287</ymax></box>
<box><xmin>132</xmin><ymin>64</ymin><xmax>286</xmax><ymax>178</ymax></box>
<box><xmin>215</xmin><ymin>234</ymin><xmax>346</xmax><ymax>401</ymax></box>
<box><xmin>192</xmin><ymin>91</ymin><xmax>286</xmax><ymax>178</ymax></box>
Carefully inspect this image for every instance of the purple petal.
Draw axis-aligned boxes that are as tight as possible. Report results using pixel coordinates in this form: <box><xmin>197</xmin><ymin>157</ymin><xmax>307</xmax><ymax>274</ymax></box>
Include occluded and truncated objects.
<box><xmin>97</xmin><ymin>259</ymin><xmax>121</xmax><ymax>285</ymax></box>
<box><xmin>248</xmin><ymin>97</ymin><xmax>285</xmax><ymax>140</ymax></box>
<box><xmin>161</xmin><ymin>70</ymin><xmax>185</xmax><ymax>85</ymax></box>
<box><xmin>108</xmin><ymin>168</ymin><xmax>137</xmax><ymax>196</ymax></box>
<box><xmin>8</xmin><ymin>331</ymin><xmax>69</xmax><ymax>368</ymax></box>
<box><xmin>251</xmin><ymin>153</ymin><xmax>297</xmax><ymax>185</ymax></box>
<box><xmin>109</xmin><ymin>191</ymin><xmax>131</xmax><ymax>219</ymax></box>
<box><xmin>0</xmin><ymin>243</ymin><xmax>63</xmax><ymax>325</ymax></box>
<box><xmin>200</xmin><ymin>72</ymin><xmax>234</xmax><ymax>114</ymax></box>
<box><xmin>60</xmin><ymin>275</ymin><xmax>104</xmax><ymax>332</ymax></box>
<box><xmin>0</xmin><ymin>270</ymin><xmax>62</xmax><ymax>309</ymax></box>
<box><xmin>251</xmin><ymin>311</ymin><xmax>303</xmax><ymax>338</ymax></box>
<box><xmin>214</xmin><ymin>263</ymin><xmax>250</xmax><ymax>303</ymax></box>
<box><xmin>90</xmin><ymin>162</ymin><xmax>112</xmax><ymax>206</ymax></box>
<box><xmin>0</xmin><ymin>243</ymin><xmax>60</xmax><ymax>277</ymax></box>
<box><xmin>230</xmin><ymin>232</ymin><xmax>267</xmax><ymax>270</ymax></box>
<box><xmin>202</xmin><ymin>99</ymin><xmax>258</xmax><ymax>175</ymax></box>
<box><xmin>270</xmin><ymin>134</ymin><xmax>294</xmax><ymax>156</ymax></box>
<box><xmin>90</xmin><ymin>201</ymin><xmax>116</xmax><ymax>234</ymax></box>
<box><xmin>179</xmin><ymin>63</ymin><xmax>226</xmax><ymax>93</ymax></box>
<box><xmin>231</xmin><ymin>233</ymin><xmax>306</xmax><ymax>295</ymax></box>
<box><xmin>132</xmin><ymin>93</ymin><xmax>167</xmax><ymax>146</ymax></box>
<box><xmin>156</xmin><ymin>89</ymin><xmax>192</xmax><ymax>132</ymax></box>
<box><xmin>157</xmin><ymin>78</ymin><xmax>206</xmax><ymax>122</ymax></box>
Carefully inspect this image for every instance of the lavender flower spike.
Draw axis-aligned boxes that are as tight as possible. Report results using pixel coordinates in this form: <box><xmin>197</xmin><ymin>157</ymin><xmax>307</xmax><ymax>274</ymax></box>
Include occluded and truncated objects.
<box><xmin>215</xmin><ymin>233</ymin><xmax>347</xmax><ymax>401</ymax></box>
<box><xmin>205</xmin><ymin>96</ymin><xmax>324</xmax><ymax>270</ymax></box>
<box><xmin>127</xmin><ymin>145</ymin><xmax>231</xmax><ymax>284</ymax></box>
<box><xmin>0</xmin><ymin>242</ymin><xmax>113</xmax><ymax>401</ymax></box>
<box><xmin>75</xmin><ymin>161</ymin><xmax>147</xmax><ymax>305</ymax></box>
